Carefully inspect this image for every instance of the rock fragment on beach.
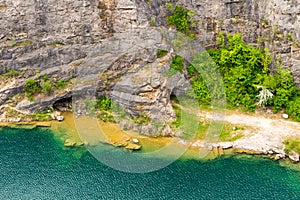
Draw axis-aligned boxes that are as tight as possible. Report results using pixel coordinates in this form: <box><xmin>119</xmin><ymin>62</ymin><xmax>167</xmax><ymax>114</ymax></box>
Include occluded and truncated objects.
<box><xmin>288</xmin><ymin>151</ymin><xmax>300</xmax><ymax>162</ymax></box>
<box><xmin>282</xmin><ymin>114</ymin><xmax>289</xmax><ymax>119</ymax></box>
<box><xmin>274</xmin><ymin>153</ymin><xmax>285</xmax><ymax>160</ymax></box>
<box><xmin>50</xmin><ymin>114</ymin><xmax>56</xmax><ymax>120</ymax></box>
<box><xmin>57</xmin><ymin>116</ymin><xmax>64</xmax><ymax>121</ymax></box>
<box><xmin>132</xmin><ymin>138</ymin><xmax>139</xmax><ymax>144</ymax></box>
<box><xmin>218</xmin><ymin>142</ymin><xmax>233</xmax><ymax>149</ymax></box>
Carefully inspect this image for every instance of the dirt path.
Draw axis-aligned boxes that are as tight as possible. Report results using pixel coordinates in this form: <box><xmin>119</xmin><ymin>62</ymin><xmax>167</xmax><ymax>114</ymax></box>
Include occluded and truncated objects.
<box><xmin>201</xmin><ymin>109</ymin><xmax>300</xmax><ymax>153</ymax></box>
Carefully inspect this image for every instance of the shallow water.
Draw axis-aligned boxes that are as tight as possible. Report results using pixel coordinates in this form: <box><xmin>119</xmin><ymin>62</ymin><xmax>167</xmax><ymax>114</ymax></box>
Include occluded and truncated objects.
<box><xmin>0</xmin><ymin>127</ymin><xmax>300</xmax><ymax>199</ymax></box>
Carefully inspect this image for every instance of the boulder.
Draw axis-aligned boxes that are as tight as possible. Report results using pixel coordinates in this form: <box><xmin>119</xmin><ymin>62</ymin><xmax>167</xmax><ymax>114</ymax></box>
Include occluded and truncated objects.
<box><xmin>274</xmin><ymin>154</ymin><xmax>285</xmax><ymax>160</ymax></box>
<box><xmin>56</xmin><ymin>116</ymin><xmax>64</xmax><ymax>121</ymax></box>
<box><xmin>288</xmin><ymin>151</ymin><xmax>300</xmax><ymax>162</ymax></box>
<box><xmin>218</xmin><ymin>142</ymin><xmax>233</xmax><ymax>149</ymax></box>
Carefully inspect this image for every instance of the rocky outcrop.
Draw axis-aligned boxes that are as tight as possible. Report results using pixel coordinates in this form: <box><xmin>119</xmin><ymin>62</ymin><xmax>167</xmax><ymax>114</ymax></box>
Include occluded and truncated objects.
<box><xmin>0</xmin><ymin>0</ymin><xmax>299</xmax><ymax>122</ymax></box>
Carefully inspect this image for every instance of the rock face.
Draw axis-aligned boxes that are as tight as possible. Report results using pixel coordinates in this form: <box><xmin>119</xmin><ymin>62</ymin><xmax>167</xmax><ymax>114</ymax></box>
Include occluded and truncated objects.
<box><xmin>0</xmin><ymin>0</ymin><xmax>299</xmax><ymax>123</ymax></box>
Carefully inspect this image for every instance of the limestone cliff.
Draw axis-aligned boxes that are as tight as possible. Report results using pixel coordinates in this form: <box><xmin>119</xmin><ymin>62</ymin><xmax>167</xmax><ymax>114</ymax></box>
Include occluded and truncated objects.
<box><xmin>0</xmin><ymin>0</ymin><xmax>299</xmax><ymax>124</ymax></box>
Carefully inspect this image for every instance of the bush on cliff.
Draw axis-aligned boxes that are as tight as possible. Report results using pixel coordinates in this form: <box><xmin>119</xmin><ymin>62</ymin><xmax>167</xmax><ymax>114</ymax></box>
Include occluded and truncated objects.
<box><xmin>24</xmin><ymin>79</ymin><xmax>41</xmax><ymax>101</ymax></box>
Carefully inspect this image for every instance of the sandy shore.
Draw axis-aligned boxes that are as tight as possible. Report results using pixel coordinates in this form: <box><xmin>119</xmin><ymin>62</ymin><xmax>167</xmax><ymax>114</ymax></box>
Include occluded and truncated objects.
<box><xmin>1</xmin><ymin>110</ymin><xmax>300</xmax><ymax>163</ymax></box>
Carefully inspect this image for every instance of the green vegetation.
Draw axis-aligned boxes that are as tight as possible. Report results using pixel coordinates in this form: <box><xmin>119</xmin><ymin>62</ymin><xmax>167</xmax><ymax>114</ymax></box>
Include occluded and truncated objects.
<box><xmin>170</xmin><ymin>55</ymin><xmax>184</xmax><ymax>72</ymax></box>
<box><xmin>286</xmin><ymin>97</ymin><xmax>300</xmax><ymax>121</ymax></box>
<box><xmin>84</xmin><ymin>99</ymin><xmax>97</xmax><ymax>115</ymax></box>
<box><xmin>133</xmin><ymin>113</ymin><xmax>150</xmax><ymax>125</ymax></box>
<box><xmin>183</xmin><ymin>33</ymin><xmax>299</xmax><ymax>119</ymax></box>
<box><xmin>284</xmin><ymin>138</ymin><xmax>300</xmax><ymax>154</ymax></box>
<box><xmin>23</xmin><ymin>76</ymin><xmax>70</xmax><ymax>100</ymax></box>
<box><xmin>165</xmin><ymin>3</ymin><xmax>174</xmax><ymax>12</ymax></box>
<box><xmin>219</xmin><ymin>125</ymin><xmax>244</xmax><ymax>141</ymax></box>
<box><xmin>42</xmin><ymin>81</ymin><xmax>53</xmax><ymax>95</ymax></box>
<box><xmin>96</xmin><ymin>96</ymin><xmax>112</xmax><ymax>111</ymax></box>
<box><xmin>150</xmin><ymin>17</ymin><xmax>156</xmax><ymax>26</ymax></box>
<box><xmin>94</xmin><ymin>96</ymin><xmax>114</xmax><ymax>122</ymax></box>
<box><xmin>11</xmin><ymin>40</ymin><xmax>32</xmax><ymax>48</ymax></box>
<box><xmin>29</xmin><ymin>113</ymin><xmax>52</xmax><ymax>121</ymax></box>
<box><xmin>24</xmin><ymin>79</ymin><xmax>41</xmax><ymax>101</ymax></box>
<box><xmin>166</xmin><ymin>4</ymin><xmax>195</xmax><ymax>36</ymax></box>
<box><xmin>286</xmin><ymin>34</ymin><xmax>292</xmax><ymax>41</ymax></box>
<box><xmin>54</xmin><ymin>80</ymin><xmax>67</xmax><ymax>90</ymax></box>
<box><xmin>157</xmin><ymin>49</ymin><xmax>168</xmax><ymax>58</ymax></box>
<box><xmin>5</xmin><ymin>108</ymin><xmax>21</xmax><ymax>118</ymax></box>
<box><xmin>3</xmin><ymin>69</ymin><xmax>19</xmax><ymax>77</ymax></box>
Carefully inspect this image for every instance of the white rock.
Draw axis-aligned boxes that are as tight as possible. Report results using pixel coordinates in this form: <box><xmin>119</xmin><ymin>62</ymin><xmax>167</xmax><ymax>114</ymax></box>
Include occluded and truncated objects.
<box><xmin>282</xmin><ymin>114</ymin><xmax>289</xmax><ymax>119</ymax></box>
<box><xmin>268</xmin><ymin>150</ymin><xmax>274</xmax><ymax>154</ymax></box>
<box><xmin>219</xmin><ymin>142</ymin><xmax>233</xmax><ymax>149</ymax></box>
<box><xmin>132</xmin><ymin>138</ymin><xmax>139</xmax><ymax>144</ymax></box>
<box><xmin>288</xmin><ymin>151</ymin><xmax>300</xmax><ymax>162</ymax></box>
<box><xmin>50</xmin><ymin>114</ymin><xmax>56</xmax><ymax>120</ymax></box>
<box><xmin>56</xmin><ymin>116</ymin><xmax>64</xmax><ymax>121</ymax></box>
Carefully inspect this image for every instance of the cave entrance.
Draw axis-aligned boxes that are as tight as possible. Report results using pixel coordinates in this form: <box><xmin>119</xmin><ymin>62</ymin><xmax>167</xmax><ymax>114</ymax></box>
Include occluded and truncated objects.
<box><xmin>53</xmin><ymin>96</ymin><xmax>72</xmax><ymax>111</ymax></box>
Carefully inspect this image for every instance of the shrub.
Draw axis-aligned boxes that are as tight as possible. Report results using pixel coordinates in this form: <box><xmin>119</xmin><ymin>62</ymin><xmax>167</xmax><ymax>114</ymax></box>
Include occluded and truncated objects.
<box><xmin>286</xmin><ymin>97</ymin><xmax>300</xmax><ymax>121</ymax></box>
<box><xmin>4</xmin><ymin>69</ymin><xmax>19</xmax><ymax>77</ymax></box>
<box><xmin>150</xmin><ymin>17</ymin><xmax>156</xmax><ymax>26</ymax></box>
<box><xmin>54</xmin><ymin>80</ymin><xmax>67</xmax><ymax>89</ymax></box>
<box><xmin>24</xmin><ymin>79</ymin><xmax>41</xmax><ymax>100</ymax></box>
<box><xmin>96</xmin><ymin>96</ymin><xmax>112</xmax><ymax>111</ymax></box>
<box><xmin>157</xmin><ymin>49</ymin><xmax>168</xmax><ymax>58</ymax></box>
<box><xmin>166</xmin><ymin>5</ymin><xmax>195</xmax><ymax>36</ymax></box>
<box><xmin>170</xmin><ymin>55</ymin><xmax>184</xmax><ymax>72</ymax></box>
<box><xmin>185</xmin><ymin>33</ymin><xmax>298</xmax><ymax>114</ymax></box>
<box><xmin>267</xmin><ymin>68</ymin><xmax>296</xmax><ymax>112</ymax></box>
<box><xmin>42</xmin><ymin>81</ymin><xmax>53</xmax><ymax>95</ymax></box>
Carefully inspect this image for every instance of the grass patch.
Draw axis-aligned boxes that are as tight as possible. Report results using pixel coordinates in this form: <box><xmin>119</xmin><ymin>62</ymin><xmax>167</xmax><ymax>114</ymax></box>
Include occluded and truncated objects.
<box><xmin>157</xmin><ymin>49</ymin><xmax>168</xmax><ymax>58</ymax></box>
<box><xmin>284</xmin><ymin>138</ymin><xmax>300</xmax><ymax>154</ymax></box>
<box><xmin>219</xmin><ymin>124</ymin><xmax>244</xmax><ymax>141</ymax></box>
<box><xmin>3</xmin><ymin>69</ymin><xmax>19</xmax><ymax>77</ymax></box>
<box><xmin>11</xmin><ymin>40</ymin><xmax>32</xmax><ymax>48</ymax></box>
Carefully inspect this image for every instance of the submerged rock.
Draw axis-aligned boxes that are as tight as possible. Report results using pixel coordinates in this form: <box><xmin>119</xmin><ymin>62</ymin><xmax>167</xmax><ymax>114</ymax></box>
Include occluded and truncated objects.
<box><xmin>64</xmin><ymin>139</ymin><xmax>76</xmax><ymax>147</ymax></box>
<box><xmin>125</xmin><ymin>143</ymin><xmax>141</xmax><ymax>150</ymax></box>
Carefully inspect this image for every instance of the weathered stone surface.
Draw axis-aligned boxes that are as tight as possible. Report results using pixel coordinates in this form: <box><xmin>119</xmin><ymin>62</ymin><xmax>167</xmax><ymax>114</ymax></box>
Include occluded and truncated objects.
<box><xmin>0</xmin><ymin>0</ymin><xmax>299</xmax><ymax>128</ymax></box>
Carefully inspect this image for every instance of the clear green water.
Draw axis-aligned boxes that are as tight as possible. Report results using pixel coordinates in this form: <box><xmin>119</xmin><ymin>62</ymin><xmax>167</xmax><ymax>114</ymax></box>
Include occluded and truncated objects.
<box><xmin>1</xmin><ymin>127</ymin><xmax>300</xmax><ymax>199</ymax></box>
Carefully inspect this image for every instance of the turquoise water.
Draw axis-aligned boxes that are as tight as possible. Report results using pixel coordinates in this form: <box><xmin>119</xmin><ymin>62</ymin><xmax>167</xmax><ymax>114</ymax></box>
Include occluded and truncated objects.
<box><xmin>0</xmin><ymin>127</ymin><xmax>300</xmax><ymax>199</ymax></box>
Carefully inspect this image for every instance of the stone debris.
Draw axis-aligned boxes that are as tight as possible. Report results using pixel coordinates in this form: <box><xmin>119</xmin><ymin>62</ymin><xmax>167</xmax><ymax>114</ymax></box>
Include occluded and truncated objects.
<box><xmin>132</xmin><ymin>138</ymin><xmax>139</xmax><ymax>144</ymax></box>
<box><xmin>288</xmin><ymin>151</ymin><xmax>300</xmax><ymax>163</ymax></box>
<box><xmin>282</xmin><ymin>114</ymin><xmax>289</xmax><ymax>119</ymax></box>
<box><xmin>56</xmin><ymin>116</ymin><xmax>64</xmax><ymax>121</ymax></box>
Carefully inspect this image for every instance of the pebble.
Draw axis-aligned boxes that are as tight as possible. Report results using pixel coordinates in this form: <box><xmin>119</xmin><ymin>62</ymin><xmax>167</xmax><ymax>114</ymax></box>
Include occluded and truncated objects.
<box><xmin>282</xmin><ymin>114</ymin><xmax>289</xmax><ymax>119</ymax></box>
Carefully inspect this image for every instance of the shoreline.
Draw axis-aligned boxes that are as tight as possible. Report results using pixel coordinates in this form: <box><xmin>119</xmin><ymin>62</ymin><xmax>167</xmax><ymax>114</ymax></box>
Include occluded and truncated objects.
<box><xmin>1</xmin><ymin>111</ymin><xmax>300</xmax><ymax>166</ymax></box>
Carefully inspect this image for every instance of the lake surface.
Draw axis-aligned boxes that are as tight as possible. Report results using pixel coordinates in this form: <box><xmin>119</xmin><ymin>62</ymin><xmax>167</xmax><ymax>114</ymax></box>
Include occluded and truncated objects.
<box><xmin>0</xmin><ymin>127</ymin><xmax>300</xmax><ymax>199</ymax></box>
